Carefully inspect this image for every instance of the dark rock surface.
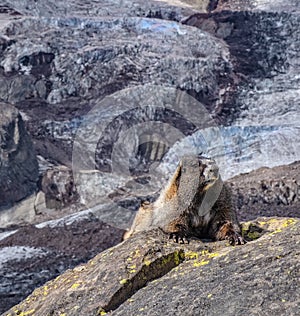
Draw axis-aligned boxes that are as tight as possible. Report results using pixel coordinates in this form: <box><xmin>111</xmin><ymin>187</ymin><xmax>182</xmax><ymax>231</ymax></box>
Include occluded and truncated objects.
<box><xmin>229</xmin><ymin>161</ymin><xmax>300</xmax><ymax>221</ymax></box>
<box><xmin>183</xmin><ymin>7</ymin><xmax>300</xmax><ymax>138</ymax></box>
<box><xmin>3</xmin><ymin>217</ymin><xmax>299</xmax><ymax>316</ymax></box>
<box><xmin>40</xmin><ymin>165</ymin><xmax>79</xmax><ymax>210</ymax></box>
<box><xmin>0</xmin><ymin>103</ymin><xmax>38</xmax><ymax>207</ymax></box>
<box><xmin>0</xmin><ymin>217</ymin><xmax>124</xmax><ymax>314</ymax></box>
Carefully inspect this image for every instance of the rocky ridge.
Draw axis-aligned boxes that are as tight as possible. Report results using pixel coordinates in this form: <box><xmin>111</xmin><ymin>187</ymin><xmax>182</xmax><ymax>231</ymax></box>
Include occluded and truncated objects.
<box><xmin>0</xmin><ymin>104</ymin><xmax>38</xmax><ymax>208</ymax></box>
<box><xmin>228</xmin><ymin>161</ymin><xmax>300</xmax><ymax>221</ymax></box>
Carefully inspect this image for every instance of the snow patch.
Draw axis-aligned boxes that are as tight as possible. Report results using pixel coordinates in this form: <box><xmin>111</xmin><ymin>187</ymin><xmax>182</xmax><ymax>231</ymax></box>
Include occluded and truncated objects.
<box><xmin>0</xmin><ymin>246</ymin><xmax>48</xmax><ymax>269</ymax></box>
<box><xmin>0</xmin><ymin>230</ymin><xmax>17</xmax><ymax>242</ymax></box>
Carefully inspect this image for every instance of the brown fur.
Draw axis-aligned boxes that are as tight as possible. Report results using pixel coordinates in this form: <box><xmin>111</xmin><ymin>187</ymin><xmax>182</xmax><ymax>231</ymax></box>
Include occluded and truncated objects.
<box><xmin>124</xmin><ymin>155</ymin><xmax>245</xmax><ymax>245</ymax></box>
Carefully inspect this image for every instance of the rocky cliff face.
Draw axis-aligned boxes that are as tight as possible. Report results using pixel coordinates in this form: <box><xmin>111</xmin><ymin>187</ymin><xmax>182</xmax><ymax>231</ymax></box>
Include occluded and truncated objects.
<box><xmin>0</xmin><ymin>0</ymin><xmax>298</xmax><ymax>220</ymax></box>
<box><xmin>229</xmin><ymin>161</ymin><xmax>300</xmax><ymax>221</ymax></box>
<box><xmin>0</xmin><ymin>0</ymin><xmax>298</xmax><ymax>245</ymax></box>
<box><xmin>0</xmin><ymin>103</ymin><xmax>38</xmax><ymax>207</ymax></box>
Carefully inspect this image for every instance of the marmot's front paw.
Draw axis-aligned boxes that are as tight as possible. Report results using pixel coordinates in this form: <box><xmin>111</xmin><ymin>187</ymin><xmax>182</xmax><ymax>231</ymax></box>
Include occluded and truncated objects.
<box><xmin>169</xmin><ymin>232</ymin><xmax>190</xmax><ymax>244</ymax></box>
<box><xmin>227</xmin><ymin>232</ymin><xmax>246</xmax><ymax>246</ymax></box>
<box><xmin>167</xmin><ymin>221</ymin><xmax>190</xmax><ymax>244</ymax></box>
<box><xmin>216</xmin><ymin>221</ymin><xmax>246</xmax><ymax>246</ymax></box>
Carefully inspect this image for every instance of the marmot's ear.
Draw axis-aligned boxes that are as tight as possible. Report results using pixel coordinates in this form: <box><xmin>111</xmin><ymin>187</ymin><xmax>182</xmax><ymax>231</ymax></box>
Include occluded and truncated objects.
<box><xmin>123</xmin><ymin>230</ymin><xmax>131</xmax><ymax>240</ymax></box>
<box><xmin>164</xmin><ymin>161</ymin><xmax>182</xmax><ymax>201</ymax></box>
<box><xmin>141</xmin><ymin>200</ymin><xmax>150</xmax><ymax>207</ymax></box>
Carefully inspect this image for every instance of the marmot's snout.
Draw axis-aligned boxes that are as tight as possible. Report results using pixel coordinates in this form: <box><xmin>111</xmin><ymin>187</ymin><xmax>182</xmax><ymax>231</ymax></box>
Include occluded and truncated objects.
<box><xmin>200</xmin><ymin>157</ymin><xmax>220</xmax><ymax>185</ymax></box>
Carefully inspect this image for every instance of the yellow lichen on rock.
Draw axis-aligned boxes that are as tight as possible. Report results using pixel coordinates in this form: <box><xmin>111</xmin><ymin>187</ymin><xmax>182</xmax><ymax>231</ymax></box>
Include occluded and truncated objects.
<box><xmin>119</xmin><ymin>278</ymin><xmax>128</xmax><ymax>285</ymax></box>
<box><xmin>185</xmin><ymin>251</ymin><xmax>199</xmax><ymax>260</ymax></box>
<box><xmin>70</xmin><ymin>282</ymin><xmax>82</xmax><ymax>290</ymax></box>
<box><xmin>193</xmin><ymin>260</ymin><xmax>210</xmax><ymax>267</ymax></box>
<box><xmin>184</xmin><ymin>249</ymin><xmax>222</xmax><ymax>268</ymax></box>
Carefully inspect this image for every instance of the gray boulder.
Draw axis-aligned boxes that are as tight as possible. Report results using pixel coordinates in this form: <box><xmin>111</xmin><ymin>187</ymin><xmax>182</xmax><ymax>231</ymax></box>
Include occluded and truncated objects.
<box><xmin>40</xmin><ymin>165</ymin><xmax>79</xmax><ymax>210</ymax></box>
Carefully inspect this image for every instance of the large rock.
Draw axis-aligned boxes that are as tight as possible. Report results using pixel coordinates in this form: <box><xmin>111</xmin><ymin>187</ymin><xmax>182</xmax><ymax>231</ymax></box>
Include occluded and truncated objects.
<box><xmin>3</xmin><ymin>217</ymin><xmax>299</xmax><ymax>315</ymax></box>
<box><xmin>40</xmin><ymin>165</ymin><xmax>79</xmax><ymax>210</ymax></box>
<box><xmin>0</xmin><ymin>103</ymin><xmax>38</xmax><ymax>207</ymax></box>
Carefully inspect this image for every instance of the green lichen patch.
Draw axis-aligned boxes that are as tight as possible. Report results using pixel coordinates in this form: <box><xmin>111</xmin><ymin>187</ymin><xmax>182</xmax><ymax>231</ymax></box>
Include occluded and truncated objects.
<box><xmin>241</xmin><ymin>217</ymin><xmax>298</xmax><ymax>241</ymax></box>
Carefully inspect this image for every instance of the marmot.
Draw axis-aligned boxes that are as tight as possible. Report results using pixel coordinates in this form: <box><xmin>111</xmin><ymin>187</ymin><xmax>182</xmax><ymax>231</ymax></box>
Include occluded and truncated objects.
<box><xmin>124</xmin><ymin>155</ymin><xmax>245</xmax><ymax>245</ymax></box>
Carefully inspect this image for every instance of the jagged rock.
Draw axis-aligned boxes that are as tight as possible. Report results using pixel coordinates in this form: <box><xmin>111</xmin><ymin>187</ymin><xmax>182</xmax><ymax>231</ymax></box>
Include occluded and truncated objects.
<box><xmin>3</xmin><ymin>0</ymin><xmax>198</xmax><ymax>21</ymax></box>
<box><xmin>177</xmin><ymin>7</ymin><xmax>300</xmax><ymax>175</ymax></box>
<box><xmin>228</xmin><ymin>161</ymin><xmax>300</xmax><ymax>221</ymax></box>
<box><xmin>0</xmin><ymin>5</ymin><xmax>225</xmax><ymax>106</ymax></box>
<box><xmin>0</xmin><ymin>103</ymin><xmax>38</xmax><ymax>208</ymax></box>
<box><xmin>3</xmin><ymin>217</ymin><xmax>299</xmax><ymax>315</ymax></box>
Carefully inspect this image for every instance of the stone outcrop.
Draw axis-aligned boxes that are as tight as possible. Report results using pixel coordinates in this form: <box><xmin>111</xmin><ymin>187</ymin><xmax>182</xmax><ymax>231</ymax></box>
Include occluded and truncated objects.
<box><xmin>40</xmin><ymin>165</ymin><xmax>79</xmax><ymax>210</ymax></box>
<box><xmin>0</xmin><ymin>103</ymin><xmax>38</xmax><ymax>207</ymax></box>
<box><xmin>228</xmin><ymin>161</ymin><xmax>300</xmax><ymax>221</ymax></box>
<box><xmin>3</xmin><ymin>217</ymin><xmax>299</xmax><ymax>316</ymax></box>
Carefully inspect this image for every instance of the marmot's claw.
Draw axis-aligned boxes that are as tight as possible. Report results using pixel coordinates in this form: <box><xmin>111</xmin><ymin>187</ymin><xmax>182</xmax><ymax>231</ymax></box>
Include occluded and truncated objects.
<box><xmin>228</xmin><ymin>233</ymin><xmax>246</xmax><ymax>246</ymax></box>
<box><xmin>169</xmin><ymin>232</ymin><xmax>190</xmax><ymax>244</ymax></box>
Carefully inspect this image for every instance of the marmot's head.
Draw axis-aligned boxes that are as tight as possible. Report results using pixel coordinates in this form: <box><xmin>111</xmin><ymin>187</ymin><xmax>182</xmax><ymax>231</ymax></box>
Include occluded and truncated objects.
<box><xmin>177</xmin><ymin>155</ymin><xmax>223</xmax><ymax>217</ymax></box>
<box><xmin>179</xmin><ymin>155</ymin><xmax>220</xmax><ymax>191</ymax></box>
<box><xmin>198</xmin><ymin>156</ymin><xmax>220</xmax><ymax>192</ymax></box>
<box><xmin>163</xmin><ymin>155</ymin><xmax>222</xmax><ymax>210</ymax></box>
